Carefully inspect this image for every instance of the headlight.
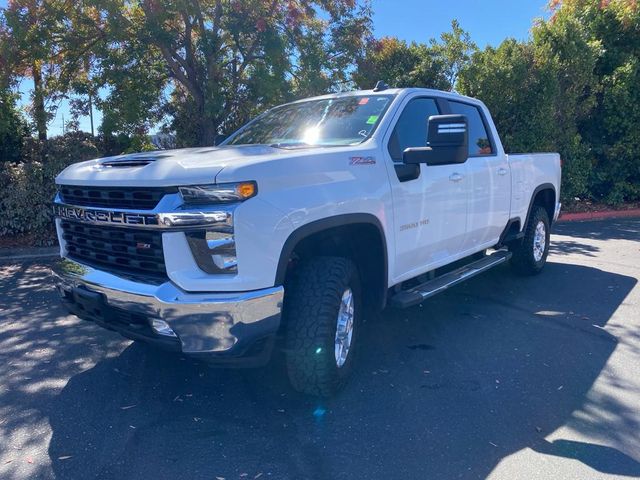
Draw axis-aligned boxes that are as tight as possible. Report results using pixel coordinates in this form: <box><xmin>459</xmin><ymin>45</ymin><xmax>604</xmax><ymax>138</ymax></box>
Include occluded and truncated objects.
<box><xmin>179</xmin><ymin>182</ymin><xmax>257</xmax><ymax>205</ymax></box>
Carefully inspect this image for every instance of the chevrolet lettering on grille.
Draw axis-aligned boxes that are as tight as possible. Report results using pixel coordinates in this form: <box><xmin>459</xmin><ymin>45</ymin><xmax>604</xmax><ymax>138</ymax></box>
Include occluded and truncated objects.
<box><xmin>53</xmin><ymin>204</ymin><xmax>158</xmax><ymax>226</ymax></box>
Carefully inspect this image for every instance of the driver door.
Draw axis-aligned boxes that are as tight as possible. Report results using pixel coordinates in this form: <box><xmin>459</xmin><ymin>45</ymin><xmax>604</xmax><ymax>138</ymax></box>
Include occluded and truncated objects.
<box><xmin>383</xmin><ymin>96</ymin><xmax>468</xmax><ymax>283</ymax></box>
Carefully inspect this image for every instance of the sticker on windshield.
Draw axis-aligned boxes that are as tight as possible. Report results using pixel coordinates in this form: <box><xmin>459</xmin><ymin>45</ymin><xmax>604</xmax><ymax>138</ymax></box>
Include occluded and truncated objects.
<box><xmin>358</xmin><ymin>97</ymin><xmax>370</xmax><ymax>105</ymax></box>
<box><xmin>366</xmin><ymin>115</ymin><xmax>379</xmax><ymax>124</ymax></box>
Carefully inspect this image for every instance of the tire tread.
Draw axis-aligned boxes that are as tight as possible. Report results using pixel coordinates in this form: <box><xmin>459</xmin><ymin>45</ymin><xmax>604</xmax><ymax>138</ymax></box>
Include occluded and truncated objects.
<box><xmin>510</xmin><ymin>205</ymin><xmax>550</xmax><ymax>275</ymax></box>
<box><xmin>284</xmin><ymin>256</ymin><xmax>358</xmax><ymax>396</ymax></box>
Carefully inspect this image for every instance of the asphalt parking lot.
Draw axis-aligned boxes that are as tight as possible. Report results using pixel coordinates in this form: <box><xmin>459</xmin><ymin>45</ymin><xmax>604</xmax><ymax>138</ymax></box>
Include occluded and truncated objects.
<box><xmin>1</xmin><ymin>218</ymin><xmax>639</xmax><ymax>480</ymax></box>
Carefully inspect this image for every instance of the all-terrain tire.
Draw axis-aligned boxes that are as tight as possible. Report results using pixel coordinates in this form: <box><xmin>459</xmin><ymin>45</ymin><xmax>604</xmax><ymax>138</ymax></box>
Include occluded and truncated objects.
<box><xmin>283</xmin><ymin>256</ymin><xmax>361</xmax><ymax>397</ymax></box>
<box><xmin>509</xmin><ymin>205</ymin><xmax>551</xmax><ymax>275</ymax></box>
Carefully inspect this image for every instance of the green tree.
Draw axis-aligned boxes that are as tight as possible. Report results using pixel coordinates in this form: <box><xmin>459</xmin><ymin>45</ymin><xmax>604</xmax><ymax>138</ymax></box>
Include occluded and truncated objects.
<box><xmin>1</xmin><ymin>0</ymin><xmax>112</xmax><ymax>141</ymax></box>
<box><xmin>1</xmin><ymin>0</ymin><xmax>52</xmax><ymax>140</ymax></box>
<box><xmin>3</xmin><ymin>1</ymin><xmax>371</xmax><ymax>148</ymax></box>
<box><xmin>458</xmin><ymin>5</ymin><xmax>601</xmax><ymax>203</ymax></box>
<box><xmin>354</xmin><ymin>20</ymin><xmax>475</xmax><ymax>91</ymax></box>
<box><xmin>457</xmin><ymin>39</ymin><xmax>559</xmax><ymax>153</ymax></box>
<box><xmin>353</xmin><ymin>37</ymin><xmax>449</xmax><ymax>90</ymax></box>
<box><xmin>112</xmin><ymin>0</ymin><xmax>374</xmax><ymax>145</ymax></box>
<box><xmin>548</xmin><ymin>0</ymin><xmax>640</xmax><ymax>203</ymax></box>
<box><xmin>93</xmin><ymin>35</ymin><xmax>167</xmax><ymax>142</ymax></box>
<box><xmin>0</xmin><ymin>88</ymin><xmax>28</xmax><ymax>163</ymax></box>
<box><xmin>430</xmin><ymin>19</ymin><xmax>477</xmax><ymax>88</ymax></box>
<box><xmin>532</xmin><ymin>8</ymin><xmax>600</xmax><ymax>201</ymax></box>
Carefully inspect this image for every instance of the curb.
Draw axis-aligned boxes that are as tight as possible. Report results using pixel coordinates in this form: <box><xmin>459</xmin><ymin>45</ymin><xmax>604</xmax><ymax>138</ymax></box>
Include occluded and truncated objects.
<box><xmin>0</xmin><ymin>247</ymin><xmax>59</xmax><ymax>262</ymax></box>
<box><xmin>558</xmin><ymin>208</ymin><xmax>640</xmax><ymax>222</ymax></box>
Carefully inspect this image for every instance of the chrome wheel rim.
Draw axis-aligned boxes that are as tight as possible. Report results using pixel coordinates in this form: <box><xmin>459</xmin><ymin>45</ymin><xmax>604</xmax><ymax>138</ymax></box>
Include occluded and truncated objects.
<box><xmin>335</xmin><ymin>288</ymin><xmax>355</xmax><ymax>368</ymax></box>
<box><xmin>533</xmin><ymin>220</ymin><xmax>546</xmax><ymax>262</ymax></box>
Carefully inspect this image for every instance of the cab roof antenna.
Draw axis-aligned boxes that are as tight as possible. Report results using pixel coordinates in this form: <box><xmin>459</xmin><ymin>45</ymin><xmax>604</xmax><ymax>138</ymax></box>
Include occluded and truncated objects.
<box><xmin>373</xmin><ymin>80</ymin><xmax>389</xmax><ymax>92</ymax></box>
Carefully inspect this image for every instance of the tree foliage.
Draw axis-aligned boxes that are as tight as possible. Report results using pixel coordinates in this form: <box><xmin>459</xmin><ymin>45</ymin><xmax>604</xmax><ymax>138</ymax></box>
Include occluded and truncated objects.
<box><xmin>0</xmin><ymin>87</ymin><xmax>29</xmax><ymax>163</ymax></box>
<box><xmin>1</xmin><ymin>0</ymin><xmax>53</xmax><ymax>139</ymax></box>
<box><xmin>353</xmin><ymin>20</ymin><xmax>476</xmax><ymax>91</ymax></box>
<box><xmin>431</xmin><ymin>19</ymin><xmax>477</xmax><ymax>87</ymax></box>
<box><xmin>458</xmin><ymin>39</ymin><xmax>559</xmax><ymax>153</ymax></box>
<box><xmin>95</xmin><ymin>0</ymin><xmax>374</xmax><ymax>145</ymax></box>
<box><xmin>458</xmin><ymin>10</ymin><xmax>601</xmax><ymax>201</ymax></box>
<box><xmin>458</xmin><ymin>0</ymin><xmax>639</xmax><ymax>204</ymax></box>
<box><xmin>2</xmin><ymin>0</ymin><xmax>373</xmax><ymax>146</ymax></box>
<box><xmin>353</xmin><ymin>37</ymin><xmax>449</xmax><ymax>90</ymax></box>
<box><xmin>550</xmin><ymin>0</ymin><xmax>640</xmax><ymax>203</ymax></box>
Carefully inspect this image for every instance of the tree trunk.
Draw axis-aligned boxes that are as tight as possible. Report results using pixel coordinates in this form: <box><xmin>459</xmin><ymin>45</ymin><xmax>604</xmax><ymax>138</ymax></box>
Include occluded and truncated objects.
<box><xmin>88</xmin><ymin>92</ymin><xmax>94</xmax><ymax>137</ymax></box>
<box><xmin>32</xmin><ymin>62</ymin><xmax>47</xmax><ymax>141</ymax></box>
<box><xmin>198</xmin><ymin>111</ymin><xmax>218</xmax><ymax>146</ymax></box>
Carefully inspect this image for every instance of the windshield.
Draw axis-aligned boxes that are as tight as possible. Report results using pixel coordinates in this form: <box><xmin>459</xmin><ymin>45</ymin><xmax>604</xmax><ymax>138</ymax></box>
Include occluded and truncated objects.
<box><xmin>227</xmin><ymin>94</ymin><xmax>395</xmax><ymax>148</ymax></box>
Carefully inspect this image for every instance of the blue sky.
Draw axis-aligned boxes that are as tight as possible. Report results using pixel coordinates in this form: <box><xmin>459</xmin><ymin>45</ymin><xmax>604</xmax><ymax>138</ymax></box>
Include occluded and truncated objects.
<box><xmin>6</xmin><ymin>0</ymin><xmax>549</xmax><ymax>136</ymax></box>
<box><xmin>372</xmin><ymin>0</ymin><xmax>549</xmax><ymax>47</ymax></box>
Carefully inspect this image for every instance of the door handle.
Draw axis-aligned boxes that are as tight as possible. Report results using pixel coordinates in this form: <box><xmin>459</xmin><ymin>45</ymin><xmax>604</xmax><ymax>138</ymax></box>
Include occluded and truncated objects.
<box><xmin>449</xmin><ymin>172</ymin><xmax>464</xmax><ymax>182</ymax></box>
<box><xmin>498</xmin><ymin>168</ymin><xmax>508</xmax><ymax>176</ymax></box>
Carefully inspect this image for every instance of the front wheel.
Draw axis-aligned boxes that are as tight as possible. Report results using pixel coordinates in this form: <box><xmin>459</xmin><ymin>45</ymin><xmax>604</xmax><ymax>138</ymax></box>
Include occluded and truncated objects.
<box><xmin>509</xmin><ymin>205</ymin><xmax>551</xmax><ymax>275</ymax></box>
<box><xmin>283</xmin><ymin>256</ymin><xmax>362</xmax><ymax>397</ymax></box>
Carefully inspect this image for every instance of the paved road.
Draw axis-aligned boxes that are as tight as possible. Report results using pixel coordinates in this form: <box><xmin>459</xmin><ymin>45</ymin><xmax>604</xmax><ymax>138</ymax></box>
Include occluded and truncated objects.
<box><xmin>1</xmin><ymin>219</ymin><xmax>639</xmax><ymax>480</ymax></box>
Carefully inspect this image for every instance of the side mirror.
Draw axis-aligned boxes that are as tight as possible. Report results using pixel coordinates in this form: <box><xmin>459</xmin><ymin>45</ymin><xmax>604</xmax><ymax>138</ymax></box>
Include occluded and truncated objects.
<box><xmin>403</xmin><ymin>114</ymin><xmax>468</xmax><ymax>166</ymax></box>
<box><xmin>213</xmin><ymin>134</ymin><xmax>228</xmax><ymax>146</ymax></box>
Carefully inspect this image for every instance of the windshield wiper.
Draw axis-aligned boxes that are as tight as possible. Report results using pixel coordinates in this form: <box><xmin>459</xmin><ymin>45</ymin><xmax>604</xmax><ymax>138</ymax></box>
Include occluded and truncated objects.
<box><xmin>268</xmin><ymin>142</ymin><xmax>314</xmax><ymax>149</ymax></box>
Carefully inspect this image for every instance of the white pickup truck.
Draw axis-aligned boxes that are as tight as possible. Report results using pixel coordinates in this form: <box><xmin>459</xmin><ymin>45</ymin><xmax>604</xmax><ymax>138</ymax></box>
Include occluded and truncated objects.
<box><xmin>52</xmin><ymin>85</ymin><xmax>561</xmax><ymax>396</ymax></box>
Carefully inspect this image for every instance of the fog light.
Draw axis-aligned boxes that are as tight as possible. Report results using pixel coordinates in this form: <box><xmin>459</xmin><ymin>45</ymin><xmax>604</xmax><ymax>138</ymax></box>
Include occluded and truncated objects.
<box><xmin>151</xmin><ymin>318</ymin><xmax>177</xmax><ymax>337</ymax></box>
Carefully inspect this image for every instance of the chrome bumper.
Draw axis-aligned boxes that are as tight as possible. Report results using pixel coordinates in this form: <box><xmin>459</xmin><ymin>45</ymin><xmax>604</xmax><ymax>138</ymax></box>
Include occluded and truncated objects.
<box><xmin>51</xmin><ymin>258</ymin><xmax>284</xmax><ymax>361</ymax></box>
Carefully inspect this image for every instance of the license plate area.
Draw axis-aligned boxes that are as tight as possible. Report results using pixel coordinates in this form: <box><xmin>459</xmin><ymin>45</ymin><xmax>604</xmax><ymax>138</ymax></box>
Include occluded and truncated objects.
<box><xmin>72</xmin><ymin>286</ymin><xmax>107</xmax><ymax>318</ymax></box>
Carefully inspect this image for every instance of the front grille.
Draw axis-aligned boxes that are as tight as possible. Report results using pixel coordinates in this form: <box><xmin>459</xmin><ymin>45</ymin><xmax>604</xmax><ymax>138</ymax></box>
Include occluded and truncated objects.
<box><xmin>61</xmin><ymin>220</ymin><xmax>167</xmax><ymax>279</ymax></box>
<box><xmin>59</xmin><ymin>185</ymin><xmax>176</xmax><ymax>210</ymax></box>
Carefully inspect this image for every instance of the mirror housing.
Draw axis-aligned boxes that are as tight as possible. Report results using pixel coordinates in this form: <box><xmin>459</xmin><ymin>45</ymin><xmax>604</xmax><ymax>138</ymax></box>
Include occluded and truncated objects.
<box><xmin>403</xmin><ymin>114</ymin><xmax>468</xmax><ymax>166</ymax></box>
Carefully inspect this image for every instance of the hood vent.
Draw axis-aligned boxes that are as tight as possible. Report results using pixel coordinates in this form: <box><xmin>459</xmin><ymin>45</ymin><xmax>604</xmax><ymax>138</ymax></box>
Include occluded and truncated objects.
<box><xmin>101</xmin><ymin>158</ymin><xmax>154</xmax><ymax>168</ymax></box>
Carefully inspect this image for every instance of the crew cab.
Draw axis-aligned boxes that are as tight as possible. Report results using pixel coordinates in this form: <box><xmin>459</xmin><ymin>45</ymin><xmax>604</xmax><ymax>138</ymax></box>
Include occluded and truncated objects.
<box><xmin>52</xmin><ymin>86</ymin><xmax>561</xmax><ymax>396</ymax></box>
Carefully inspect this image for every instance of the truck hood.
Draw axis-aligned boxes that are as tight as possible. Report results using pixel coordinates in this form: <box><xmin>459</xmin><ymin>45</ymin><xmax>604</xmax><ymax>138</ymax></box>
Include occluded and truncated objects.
<box><xmin>55</xmin><ymin>145</ymin><xmax>309</xmax><ymax>187</ymax></box>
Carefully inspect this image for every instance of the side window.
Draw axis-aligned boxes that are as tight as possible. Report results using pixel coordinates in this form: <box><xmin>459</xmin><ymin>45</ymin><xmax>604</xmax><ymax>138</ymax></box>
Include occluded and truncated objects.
<box><xmin>388</xmin><ymin>98</ymin><xmax>440</xmax><ymax>161</ymax></box>
<box><xmin>448</xmin><ymin>101</ymin><xmax>493</xmax><ymax>156</ymax></box>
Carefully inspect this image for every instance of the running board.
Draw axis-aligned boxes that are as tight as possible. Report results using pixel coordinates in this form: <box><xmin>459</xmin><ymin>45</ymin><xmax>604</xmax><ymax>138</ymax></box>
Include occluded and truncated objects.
<box><xmin>389</xmin><ymin>250</ymin><xmax>512</xmax><ymax>309</ymax></box>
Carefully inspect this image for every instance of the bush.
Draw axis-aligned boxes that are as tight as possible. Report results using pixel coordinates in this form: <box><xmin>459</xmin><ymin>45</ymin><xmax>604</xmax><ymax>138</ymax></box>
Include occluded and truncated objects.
<box><xmin>0</xmin><ymin>89</ymin><xmax>28</xmax><ymax>164</ymax></box>
<box><xmin>590</xmin><ymin>59</ymin><xmax>640</xmax><ymax>204</ymax></box>
<box><xmin>0</xmin><ymin>132</ymin><xmax>99</xmax><ymax>245</ymax></box>
<box><xmin>457</xmin><ymin>39</ymin><xmax>595</xmax><ymax>205</ymax></box>
<box><xmin>559</xmin><ymin>134</ymin><xmax>594</xmax><ymax>202</ymax></box>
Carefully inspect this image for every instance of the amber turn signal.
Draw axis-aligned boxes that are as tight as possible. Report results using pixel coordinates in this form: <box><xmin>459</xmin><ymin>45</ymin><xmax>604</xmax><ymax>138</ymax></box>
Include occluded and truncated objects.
<box><xmin>237</xmin><ymin>182</ymin><xmax>257</xmax><ymax>199</ymax></box>
<box><xmin>179</xmin><ymin>181</ymin><xmax>258</xmax><ymax>205</ymax></box>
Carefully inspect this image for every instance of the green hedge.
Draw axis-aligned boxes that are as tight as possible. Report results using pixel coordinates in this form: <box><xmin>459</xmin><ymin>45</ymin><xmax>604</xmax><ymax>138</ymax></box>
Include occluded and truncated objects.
<box><xmin>0</xmin><ymin>133</ymin><xmax>99</xmax><ymax>245</ymax></box>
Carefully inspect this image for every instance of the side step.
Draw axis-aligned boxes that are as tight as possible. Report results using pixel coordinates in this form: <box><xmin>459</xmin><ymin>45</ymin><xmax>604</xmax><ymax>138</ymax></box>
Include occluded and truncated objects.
<box><xmin>389</xmin><ymin>250</ymin><xmax>512</xmax><ymax>309</ymax></box>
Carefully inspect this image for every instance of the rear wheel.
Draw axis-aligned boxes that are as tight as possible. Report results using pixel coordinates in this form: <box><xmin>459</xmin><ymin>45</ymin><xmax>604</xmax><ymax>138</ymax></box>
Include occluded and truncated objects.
<box><xmin>283</xmin><ymin>256</ymin><xmax>361</xmax><ymax>397</ymax></box>
<box><xmin>509</xmin><ymin>205</ymin><xmax>550</xmax><ymax>275</ymax></box>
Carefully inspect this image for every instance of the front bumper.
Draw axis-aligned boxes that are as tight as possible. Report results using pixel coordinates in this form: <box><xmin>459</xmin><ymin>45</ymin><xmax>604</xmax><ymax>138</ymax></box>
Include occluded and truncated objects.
<box><xmin>51</xmin><ymin>258</ymin><xmax>284</xmax><ymax>366</ymax></box>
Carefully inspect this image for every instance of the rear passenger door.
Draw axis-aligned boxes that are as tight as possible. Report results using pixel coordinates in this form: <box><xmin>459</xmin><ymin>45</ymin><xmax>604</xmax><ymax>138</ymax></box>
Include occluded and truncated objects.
<box><xmin>384</xmin><ymin>96</ymin><xmax>468</xmax><ymax>283</ymax></box>
<box><xmin>447</xmin><ymin>100</ymin><xmax>510</xmax><ymax>250</ymax></box>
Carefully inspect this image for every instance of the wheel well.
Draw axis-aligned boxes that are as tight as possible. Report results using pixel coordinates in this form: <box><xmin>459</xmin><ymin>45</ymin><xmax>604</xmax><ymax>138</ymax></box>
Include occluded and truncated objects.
<box><xmin>280</xmin><ymin>222</ymin><xmax>387</xmax><ymax>310</ymax></box>
<box><xmin>531</xmin><ymin>187</ymin><xmax>555</xmax><ymax>225</ymax></box>
<box><xmin>499</xmin><ymin>218</ymin><xmax>522</xmax><ymax>246</ymax></box>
